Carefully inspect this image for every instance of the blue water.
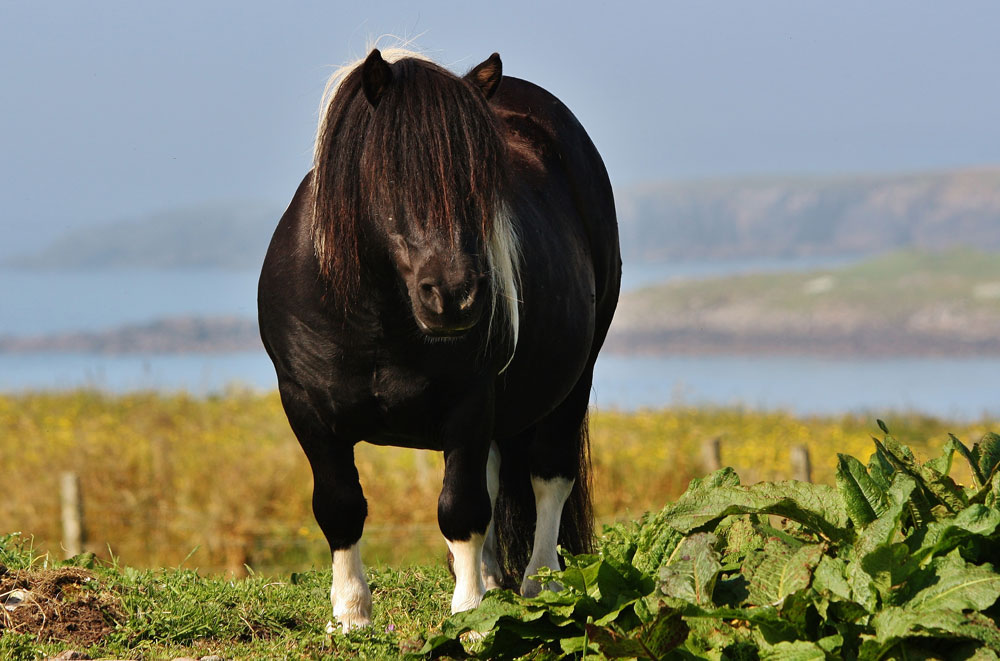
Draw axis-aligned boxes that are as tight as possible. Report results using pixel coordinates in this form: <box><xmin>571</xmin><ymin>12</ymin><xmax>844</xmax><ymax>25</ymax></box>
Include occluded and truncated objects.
<box><xmin>3</xmin><ymin>256</ymin><xmax>996</xmax><ymax>420</ymax></box>
<box><xmin>0</xmin><ymin>256</ymin><xmax>854</xmax><ymax>335</ymax></box>
<box><xmin>1</xmin><ymin>350</ymin><xmax>996</xmax><ymax>421</ymax></box>
<box><xmin>0</xmin><ymin>269</ymin><xmax>260</xmax><ymax>335</ymax></box>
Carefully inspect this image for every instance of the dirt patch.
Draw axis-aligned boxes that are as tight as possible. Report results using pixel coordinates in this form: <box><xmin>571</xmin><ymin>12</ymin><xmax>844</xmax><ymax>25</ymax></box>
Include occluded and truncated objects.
<box><xmin>1</xmin><ymin>564</ymin><xmax>119</xmax><ymax>647</ymax></box>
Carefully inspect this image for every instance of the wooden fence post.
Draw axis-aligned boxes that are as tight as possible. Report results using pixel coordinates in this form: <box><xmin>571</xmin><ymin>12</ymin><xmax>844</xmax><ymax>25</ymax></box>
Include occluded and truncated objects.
<box><xmin>791</xmin><ymin>445</ymin><xmax>812</xmax><ymax>482</ymax></box>
<box><xmin>701</xmin><ymin>437</ymin><xmax>722</xmax><ymax>473</ymax></box>
<box><xmin>60</xmin><ymin>471</ymin><xmax>85</xmax><ymax>558</ymax></box>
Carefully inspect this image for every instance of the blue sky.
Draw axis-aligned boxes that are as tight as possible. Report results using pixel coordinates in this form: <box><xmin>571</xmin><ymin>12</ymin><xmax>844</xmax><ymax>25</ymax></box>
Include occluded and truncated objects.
<box><xmin>3</xmin><ymin>1</ymin><xmax>1000</xmax><ymax>257</ymax></box>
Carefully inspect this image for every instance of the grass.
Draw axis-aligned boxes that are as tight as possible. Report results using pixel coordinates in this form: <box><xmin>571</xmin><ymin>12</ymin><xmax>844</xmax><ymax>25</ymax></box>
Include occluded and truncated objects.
<box><xmin>1</xmin><ymin>389</ymin><xmax>994</xmax><ymax>575</ymax></box>
<box><xmin>0</xmin><ymin>533</ymin><xmax>450</xmax><ymax>660</ymax></box>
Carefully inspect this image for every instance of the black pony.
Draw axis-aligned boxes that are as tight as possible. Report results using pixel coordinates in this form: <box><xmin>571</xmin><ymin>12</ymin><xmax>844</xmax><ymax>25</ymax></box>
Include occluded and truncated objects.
<box><xmin>258</xmin><ymin>48</ymin><xmax>620</xmax><ymax>632</ymax></box>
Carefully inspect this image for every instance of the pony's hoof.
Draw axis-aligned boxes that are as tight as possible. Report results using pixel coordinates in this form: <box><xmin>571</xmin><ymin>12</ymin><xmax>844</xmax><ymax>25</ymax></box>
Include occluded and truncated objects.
<box><xmin>520</xmin><ymin>578</ymin><xmax>542</xmax><ymax>598</ymax></box>
<box><xmin>520</xmin><ymin>578</ymin><xmax>562</xmax><ymax>598</ymax></box>
<box><xmin>326</xmin><ymin>614</ymin><xmax>372</xmax><ymax>635</ymax></box>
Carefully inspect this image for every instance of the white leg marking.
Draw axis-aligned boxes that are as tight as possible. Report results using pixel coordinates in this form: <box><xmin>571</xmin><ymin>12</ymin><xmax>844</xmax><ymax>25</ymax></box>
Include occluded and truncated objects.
<box><xmin>325</xmin><ymin>543</ymin><xmax>372</xmax><ymax>634</ymax></box>
<box><xmin>521</xmin><ymin>476</ymin><xmax>574</xmax><ymax>597</ymax></box>
<box><xmin>447</xmin><ymin>534</ymin><xmax>487</xmax><ymax>613</ymax></box>
<box><xmin>481</xmin><ymin>441</ymin><xmax>503</xmax><ymax>591</ymax></box>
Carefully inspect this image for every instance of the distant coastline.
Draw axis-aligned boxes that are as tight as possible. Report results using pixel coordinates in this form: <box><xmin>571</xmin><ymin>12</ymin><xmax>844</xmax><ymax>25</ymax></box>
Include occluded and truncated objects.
<box><xmin>0</xmin><ymin>317</ymin><xmax>261</xmax><ymax>355</ymax></box>
<box><xmin>6</xmin><ymin>251</ymin><xmax>1000</xmax><ymax>359</ymax></box>
<box><xmin>3</xmin><ymin>312</ymin><xmax>996</xmax><ymax>358</ymax></box>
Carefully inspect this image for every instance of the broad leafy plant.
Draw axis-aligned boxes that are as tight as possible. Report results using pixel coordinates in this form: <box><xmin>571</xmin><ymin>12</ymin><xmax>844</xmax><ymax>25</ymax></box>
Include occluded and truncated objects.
<box><xmin>418</xmin><ymin>423</ymin><xmax>1000</xmax><ymax>659</ymax></box>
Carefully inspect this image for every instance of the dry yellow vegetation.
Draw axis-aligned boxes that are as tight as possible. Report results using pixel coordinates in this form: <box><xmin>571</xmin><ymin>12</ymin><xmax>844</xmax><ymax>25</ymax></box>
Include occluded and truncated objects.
<box><xmin>1</xmin><ymin>390</ymin><xmax>990</xmax><ymax>574</ymax></box>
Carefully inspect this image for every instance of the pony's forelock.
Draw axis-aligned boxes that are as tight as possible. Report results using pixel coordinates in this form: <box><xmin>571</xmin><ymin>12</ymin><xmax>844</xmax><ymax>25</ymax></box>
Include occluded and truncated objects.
<box><xmin>310</xmin><ymin>45</ymin><xmax>522</xmax><ymax>357</ymax></box>
<box><xmin>313</xmin><ymin>42</ymin><xmax>432</xmax><ymax>163</ymax></box>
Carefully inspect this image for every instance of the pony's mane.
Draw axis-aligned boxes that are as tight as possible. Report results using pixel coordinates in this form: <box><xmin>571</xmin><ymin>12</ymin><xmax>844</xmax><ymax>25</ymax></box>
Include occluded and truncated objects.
<box><xmin>311</xmin><ymin>49</ymin><xmax>521</xmax><ymax>352</ymax></box>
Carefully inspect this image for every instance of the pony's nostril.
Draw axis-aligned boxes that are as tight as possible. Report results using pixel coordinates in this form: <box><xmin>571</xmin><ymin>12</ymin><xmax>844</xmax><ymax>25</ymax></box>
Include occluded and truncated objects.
<box><xmin>458</xmin><ymin>283</ymin><xmax>478</xmax><ymax>311</ymax></box>
<box><xmin>418</xmin><ymin>280</ymin><xmax>445</xmax><ymax>315</ymax></box>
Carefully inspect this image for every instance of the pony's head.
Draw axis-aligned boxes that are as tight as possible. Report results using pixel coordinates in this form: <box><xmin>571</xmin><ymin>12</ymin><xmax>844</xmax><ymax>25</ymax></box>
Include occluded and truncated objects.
<box><xmin>312</xmin><ymin>49</ymin><xmax>519</xmax><ymax>344</ymax></box>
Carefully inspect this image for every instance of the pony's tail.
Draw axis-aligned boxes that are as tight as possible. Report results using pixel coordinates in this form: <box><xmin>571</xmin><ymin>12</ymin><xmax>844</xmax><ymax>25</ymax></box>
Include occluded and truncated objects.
<box><xmin>493</xmin><ymin>414</ymin><xmax>594</xmax><ymax>588</ymax></box>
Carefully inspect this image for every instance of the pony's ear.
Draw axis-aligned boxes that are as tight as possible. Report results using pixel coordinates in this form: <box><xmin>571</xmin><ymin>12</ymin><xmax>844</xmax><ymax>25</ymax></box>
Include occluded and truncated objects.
<box><xmin>466</xmin><ymin>53</ymin><xmax>502</xmax><ymax>100</ymax></box>
<box><xmin>361</xmin><ymin>49</ymin><xmax>393</xmax><ymax>107</ymax></box>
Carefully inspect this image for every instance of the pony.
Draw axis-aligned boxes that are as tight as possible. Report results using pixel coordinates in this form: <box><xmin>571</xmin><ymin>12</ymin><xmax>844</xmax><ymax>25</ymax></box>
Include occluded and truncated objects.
<box><xmin>258</xmin><ymin>48</ymin><xmax>620</xmax><ymax>632</ymax></box>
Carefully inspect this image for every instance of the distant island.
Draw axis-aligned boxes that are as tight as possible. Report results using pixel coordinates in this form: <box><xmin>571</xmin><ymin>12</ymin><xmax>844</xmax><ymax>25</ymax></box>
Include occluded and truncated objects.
<box><xmin>6</xmin><ymin>167</ymin><xmax>1000</xmax><ymax>271</ymax></box>
<box><xmin>4</xmin><ymin>251</ymin><xmax>1000</xmax><ymax>358</ymax></box>
<box><xmin>606</xmin><ymin>250</ymin><xmax>1000</xmax><ymax>357</ymax></box>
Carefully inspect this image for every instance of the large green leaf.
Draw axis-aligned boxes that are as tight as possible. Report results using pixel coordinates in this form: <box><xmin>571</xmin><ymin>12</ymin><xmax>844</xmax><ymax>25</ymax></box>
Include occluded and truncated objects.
<box><xmin>837</xmin><ymin>453</ymin><xmax>890</xmax><ymax>527</ymax></box>
<box><xmin>867</xmin><ymin>448</ymin><xmax>895</xmax><ymax>491</ymax></box>
<box><xmin>585</xmin><ymin>607</ymin><xmax>689</xmax><ymax>659</ymax></box>
<box><xmin>742</xmin><ymin>538</ymin><xmax>825</xmax><ymax>607</ymax></box>
<box><xmin>663</xmin><ymin>478</ymin><xmax>850</xmax><ymax>542</ymax></box>
<box><xmin>975</xmin><ymin>432</ymin><xmax>1000</xmax><ymax>484</ymax></box>
<box><xmin>872</xmin><ymin>607</ymin><xmax>1000</xmax><ymax>651</ymax></box>
<box><xmin>812</xmin><ymin>555</ymin><xmax>852</xmax><ymax>605</ymax></box>
<box><xmin>950</xmin><ymin>433</ymin><xmax>986</xmax><ymax>488</ymax></box>
<box><xmin>916</xmin><ymin>504</ymin><xmax>1000</xmax><ymax>564</ymax></box>
<box><xmin>853</xmin><ymin>473</ymin><xmax>917</xmax><ymax>557</ymax></box>
<box><xmin>657</xmin><ymin>533</ymin><xmax>722</xmax><ymax>607</ymax></box>
<box><xmin>631</xmin><ymin>514</ymin><xmax>684</xmax><ymax>576</ymax></box>
<box><xmin>875</xmin><ymin>435</ymin><xmax>968</xmax><ymax>514</ymax></box>
<box><xmin>903</xmin><ymin>551</ymin><xmax>1000</xmax><ymax>612</ymax></box>
<box><xmin>757</xmin><ymin>639</ymin><xmax>828</xmax><ymax>660</ymax></box>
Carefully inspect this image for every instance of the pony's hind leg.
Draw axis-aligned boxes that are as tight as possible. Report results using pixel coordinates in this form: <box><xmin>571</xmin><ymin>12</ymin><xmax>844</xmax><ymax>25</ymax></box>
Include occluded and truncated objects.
<box><xmin>522</xmin><ymin>475</ymin><xmax>574</xmax><ymax>596</ymax></box>
<box><xmin>521</xmin><ymin>367</ymin><xmax>595</xmax><ymax>597</ymax></box>
<box><xmin>481</xmin><ymin>440</ymin><xmax>504</xmax><ymax>590</ymax></box>
<box><xmin>278</xmin><ymin>382</ymin><xmax>371</xmax><ymax>632</ymax></box>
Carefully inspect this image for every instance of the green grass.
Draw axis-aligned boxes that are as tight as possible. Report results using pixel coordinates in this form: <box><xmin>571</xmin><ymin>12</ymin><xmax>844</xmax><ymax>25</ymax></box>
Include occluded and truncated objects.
<box><xmin>0</xmin><ymin>533</ymin><xmax>452</xmax><ymax>660</ymax></box>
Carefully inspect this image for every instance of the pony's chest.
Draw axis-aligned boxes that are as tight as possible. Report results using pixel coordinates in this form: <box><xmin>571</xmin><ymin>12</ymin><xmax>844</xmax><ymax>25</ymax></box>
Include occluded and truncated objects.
<box><xmin>369</xmin><ymin>357</ymin><xmax>434</xmax><ymax>412</ymax></box>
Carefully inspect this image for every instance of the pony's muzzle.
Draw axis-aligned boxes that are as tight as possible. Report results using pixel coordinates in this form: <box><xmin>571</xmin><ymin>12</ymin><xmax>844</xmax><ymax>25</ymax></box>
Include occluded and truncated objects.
<box><xmin>414</xmin><ymin>277</ymin><xmax>483</xmax><ymax>336</ymax></box>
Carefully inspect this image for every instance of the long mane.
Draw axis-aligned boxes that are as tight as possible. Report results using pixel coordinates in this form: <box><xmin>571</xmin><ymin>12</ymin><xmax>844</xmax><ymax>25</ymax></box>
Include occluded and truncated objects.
<box><xmin>311</xmin><ymin>50</ymin><xmax>521</xmax><ymax>349</ymax></box>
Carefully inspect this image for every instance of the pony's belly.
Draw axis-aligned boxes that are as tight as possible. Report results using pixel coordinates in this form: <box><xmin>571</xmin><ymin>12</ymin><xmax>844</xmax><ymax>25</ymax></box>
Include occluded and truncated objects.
<box><xmin>493</xmin><ymin>328</ymin><xmax>594</xmax><ymax>437</ymax></box>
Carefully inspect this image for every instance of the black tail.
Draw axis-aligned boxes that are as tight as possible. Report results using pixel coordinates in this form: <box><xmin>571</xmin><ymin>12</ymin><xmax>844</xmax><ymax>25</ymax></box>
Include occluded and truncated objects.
<box><xmin>492</xmin><ymin>412</ymin><xmax>594</xmax><ymax>588</ymax></box>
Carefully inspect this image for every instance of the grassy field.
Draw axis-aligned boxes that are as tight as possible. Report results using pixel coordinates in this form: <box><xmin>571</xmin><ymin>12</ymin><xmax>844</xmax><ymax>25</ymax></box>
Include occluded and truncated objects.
<box><xmin>3</xmin><ymin>420</ymin><xmax>998</xmax><ymax>660</ymax></box>
<box><xmin>1</xmin><ymin>390</ymin><xmax>992</xmax><ymax>577</ymax></box>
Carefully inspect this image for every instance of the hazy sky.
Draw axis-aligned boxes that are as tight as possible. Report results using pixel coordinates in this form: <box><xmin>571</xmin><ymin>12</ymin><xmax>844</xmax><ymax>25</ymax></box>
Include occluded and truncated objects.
<box><xmin>3</xmin><ymin>1</ymin><xmax>1000</xmax><ymax>257</ymax></box>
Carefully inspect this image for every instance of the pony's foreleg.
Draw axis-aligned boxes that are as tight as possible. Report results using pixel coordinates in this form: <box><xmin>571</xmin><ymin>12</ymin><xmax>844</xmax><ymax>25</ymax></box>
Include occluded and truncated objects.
<box><xmin>278</xmin><ymin>383</ymin><xmax>371</xmax><ymax>633</ymax></box>
<box><xmin>481</xmin><ymin>440</ymin><xmax>504</xmax><ymax>591</ymax></box>
<box><xmin>439</xmin><ymin>437</ymin><xmax>493</xmax><ymax>613</ymax></box>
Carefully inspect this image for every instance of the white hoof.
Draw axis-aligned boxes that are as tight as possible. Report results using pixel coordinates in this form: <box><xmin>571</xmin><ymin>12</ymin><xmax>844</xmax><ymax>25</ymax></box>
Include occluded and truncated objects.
<box><xmin>447</xmin><ymin>536</ymin><xmax>486</xmax><ymax>613</ymax></box>
<box><xmin>326</xmin><ymin>610</ymin><xmax>372</xmax><ymax>634</ymax></box>
<box><xmin>329</xmin><ymin>543</ymin><xmax>372</xmax><ymax>634</ymax></box>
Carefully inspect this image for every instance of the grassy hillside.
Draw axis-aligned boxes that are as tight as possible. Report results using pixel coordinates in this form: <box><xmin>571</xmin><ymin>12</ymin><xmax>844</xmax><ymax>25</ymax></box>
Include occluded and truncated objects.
<box><xmin>609</xmin><ymin>249</ymin><xmax>1000</xmax><ymax>355</ymax></box>
<box><xmin>8</xmin><ymin>167</ymin><xmax>1000</xmax><ymax>271</ymax></box>
<box><xmin>4</xmin><ymin>201</ymin><xmax>281</xmax><ymax>270</ymax></box>
<box><xmin>617</xmin><ymin>167</ymin><xmax>1000</xmax><ymax>262</ymax></box>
